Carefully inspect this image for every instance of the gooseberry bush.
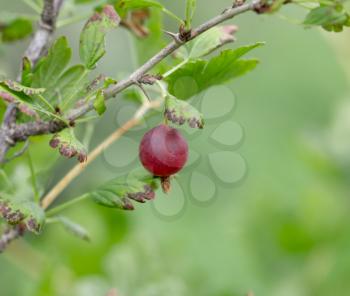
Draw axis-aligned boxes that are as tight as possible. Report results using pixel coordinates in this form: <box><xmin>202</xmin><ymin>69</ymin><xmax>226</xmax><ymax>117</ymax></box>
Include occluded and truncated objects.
<box><xmin>0</xmin><ymin>0</ymin><xmax>349</xmax><ymax>251</ymax></box>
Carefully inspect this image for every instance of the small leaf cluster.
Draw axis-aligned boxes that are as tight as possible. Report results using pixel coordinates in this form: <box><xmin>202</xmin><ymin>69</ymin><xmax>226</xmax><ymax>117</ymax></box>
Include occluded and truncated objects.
<box><xmin>303</xmin><ymin>0</ymin><xmax>350</xmax><ymax>32</ymax></box>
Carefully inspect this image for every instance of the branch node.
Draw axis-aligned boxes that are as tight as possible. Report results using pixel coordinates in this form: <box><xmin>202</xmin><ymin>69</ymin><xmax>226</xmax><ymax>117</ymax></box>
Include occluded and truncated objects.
<box><xmin>179</xmin><ymin>24</ymin><xmax>192</xmax><ymax>42</ymax></box>
<box><xmin>138</xmin><ymin>74</ymin><xmax>163</xmax><ymax>85</ymax></box>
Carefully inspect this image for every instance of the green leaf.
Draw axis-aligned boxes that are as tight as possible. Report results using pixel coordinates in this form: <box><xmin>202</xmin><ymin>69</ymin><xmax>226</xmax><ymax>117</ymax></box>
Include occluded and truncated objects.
<box><xmin>56</xmin><ymin>216</ymin><xmax>90</xmax><ymax>241</ymax></box>
<box><xmin>89</xmin><ymin>170</ymin><xmax>159</xmax><ymax>210</ymax></box>
<box><xmin>166</xmin><ymin>43</ymin><xmax>264</xmax><ymax>100</ymax></box>
<box><xmin>47</xmin><ymin>64</ymin><xmax>87</xmax><ymax>109</ymax></box>
<box><xmin>165</xmin><ymin>95</ymin><xmax>204</xmax><ymax>129</ymax></box>
<box><xmin>93</xmin><ymin>90</ymin><xmax>106</xmax><ymax>115</ymax></box>
<box><xmin>0</xmin><ymin>199</ymin><xmax>45</xmax><ymax>234</ymax></box>
<box><xmin>187</xmin><ymin>25</ymin><xmax>237</xmax><ymax>59</ymax></box>
<box><xmin>304</xmin><ymin>5</ymin><xmax>350</xmax><ymax>31</ymax></box>
<box><xmin>0</xmin><ymin>18</ymin><xmax>33</xmax><ymax>42</ymax></box>
<box><xmin>49</xmin><ymin>129</ymin><xmax>87</xmax><ymax>163</ymax></box>
<box><xmin>32</xmin><ymin>36</ymin><xmax>72</xmax><ymax>91</ymax></box>
<box><xmin>79</xmin><ymin>5</ymin><xmax>120</xmax><ymax>69</ymax></box>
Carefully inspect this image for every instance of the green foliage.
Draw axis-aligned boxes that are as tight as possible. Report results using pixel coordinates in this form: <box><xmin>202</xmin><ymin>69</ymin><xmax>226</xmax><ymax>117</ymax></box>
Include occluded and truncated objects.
<box><xmin>166</xmin><ymin>43</ymin><xmax>264</xmax><ymax>100</ymax></box>
<box><xmin>30</xmin><ymin>36</ymin><xmax>85</xmax><ymax>110</ymax></box>
<box><xmin>0</xmin><ymin>198</ymin><xmax>45</xmax><ymax>234</ymax></box>
<box><xmin>165</xmin><ymin>95</ymin><xmax>204</xmax><ymax>129</ymax></box>
<box><xmin>32</xmin><ymin>37</ymin><xmax>72</xmax><ymax>90</ymax></box>
<box><xmin>31</xmin><ymin>37</ymin><xmax>88</xmax><ymax>110</ymax></box>
<box><xmin>0</xmin><ymin>18</ymin><xmax>33</xmax><ymax>42</ymax></box>
<box><xmin>49</xmin><ymin>65</ymin><xmax>87</xmax><ymax>109</ymax></box>
<box><xmin>2</xmin><ymin>0</ymin><xmax>350</xmax><ymax>295</ymax></box>
<box><xmin>303</xmin><ymin>1</ymin><xmax>350</xmax><ymax>32</ymax></box>
<box><xmin>89</xmin><ymin>170</ymin><xmax>159</xmax><ymax>210</ymax></box>
<box><xmin>79</xmin><ymin>5</ymin><xmax>120</xmax><ymax>70</ymax></box>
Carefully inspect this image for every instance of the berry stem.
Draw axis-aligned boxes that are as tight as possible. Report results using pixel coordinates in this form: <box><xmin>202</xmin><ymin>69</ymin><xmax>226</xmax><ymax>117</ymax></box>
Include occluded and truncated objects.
<box><xmin>45</xmin><ymin>193</ymin><xmax>89</xmax><ymax>217</ymax></box>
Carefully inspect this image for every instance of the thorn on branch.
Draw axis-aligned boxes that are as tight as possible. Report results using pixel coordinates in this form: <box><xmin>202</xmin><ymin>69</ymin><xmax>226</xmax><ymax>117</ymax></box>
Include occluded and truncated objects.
<box><xmin>163</xmin><ymin>30</ymin><xmax>184</xmax><ymax>44</ymax></box>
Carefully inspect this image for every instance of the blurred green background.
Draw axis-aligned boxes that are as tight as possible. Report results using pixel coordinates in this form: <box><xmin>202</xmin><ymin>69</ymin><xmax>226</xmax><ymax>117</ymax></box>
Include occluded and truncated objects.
<box><xmin>2</xmin><ymin>0</ymin><xmax>350</xmax><ymax>295</ymax></box>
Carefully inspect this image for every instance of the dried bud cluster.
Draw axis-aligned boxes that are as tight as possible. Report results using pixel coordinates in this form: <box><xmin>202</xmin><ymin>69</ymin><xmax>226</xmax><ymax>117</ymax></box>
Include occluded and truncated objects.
<box><xmin>139</xmin><ymin>74</ymin><xmax>163</xmax><ymax>85</ymax></box>
<box><xmin>127</xmin><ymin>185</ymin><xmax>155</xmax><ymax>203</ymax></box>
<box><xmin>0</xmin><ymin>201</ymin><xmax>40</xmax><ymax>233</ymax></box>
<box><xmin>121</xmin><ymin>198</ymin><xmax>135</xmax><ymax>211</ymax></box>
<box><xmin>165</xmin><ymin>108</ymin><xmax>204</xmax><ymax>129</ymax></box>
<box><xmin>26</xmin><ymin>217</ymin><xmax>41</xmax><ymax>233</ymax></box>
<box><xmin>0</xmin><ymin>201</ymin><xmax>25</xmax><ymax>225</ymax></box>
<box><xmin>50</xmin><ymin>135</ymin><xmax>87</xmax><ymax>163</ymax></box>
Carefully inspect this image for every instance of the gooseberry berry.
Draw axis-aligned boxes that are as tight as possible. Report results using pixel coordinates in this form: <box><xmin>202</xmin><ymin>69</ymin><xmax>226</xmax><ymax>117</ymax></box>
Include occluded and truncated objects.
<box><xmin>139</xmin><ymin>124</ymin><xmax>188</xmax><ymax>178</ymax></box>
